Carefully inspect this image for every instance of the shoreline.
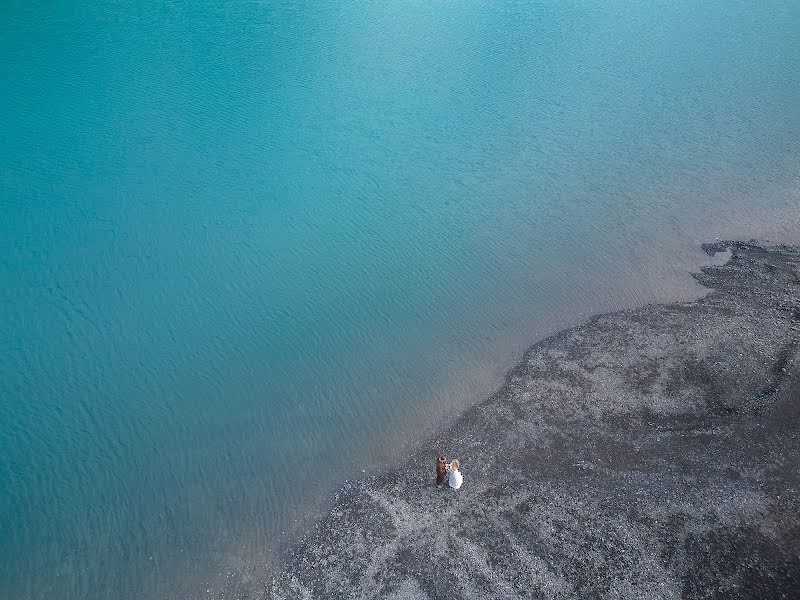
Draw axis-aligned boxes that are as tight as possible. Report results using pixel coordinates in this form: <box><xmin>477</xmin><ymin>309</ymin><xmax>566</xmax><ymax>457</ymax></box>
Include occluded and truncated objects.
<box><xmin>268</xmin><ymin>240</ymin><xmax>799</xmax><ymax>599</ymax></box>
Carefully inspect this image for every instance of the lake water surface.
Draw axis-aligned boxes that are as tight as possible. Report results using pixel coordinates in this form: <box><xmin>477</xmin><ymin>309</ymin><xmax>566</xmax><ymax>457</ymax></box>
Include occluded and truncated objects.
<box><xmin>2</xmin><ymin>1</ymin><xmax>799</xmax><ymax>598</ymax></box>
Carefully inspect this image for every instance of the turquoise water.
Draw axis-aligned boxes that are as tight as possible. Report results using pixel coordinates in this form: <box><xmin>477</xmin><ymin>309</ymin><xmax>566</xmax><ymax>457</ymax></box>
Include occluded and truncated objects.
<box><xmin>2</xmin><ymin>0</ymin><xmax>799</xmax><ymax>598</ymax></box>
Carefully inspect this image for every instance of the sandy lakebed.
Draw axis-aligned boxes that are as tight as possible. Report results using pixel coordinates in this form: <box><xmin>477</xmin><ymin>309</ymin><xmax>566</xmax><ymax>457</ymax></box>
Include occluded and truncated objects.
<box><xmin>267</xmin><ymin>241</ymin><xmax>799</xmax><ymax>599</ymax></box>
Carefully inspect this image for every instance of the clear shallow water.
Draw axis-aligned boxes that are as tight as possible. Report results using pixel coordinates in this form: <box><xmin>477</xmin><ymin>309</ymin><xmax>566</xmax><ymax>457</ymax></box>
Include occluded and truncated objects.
<box><xmin>1</xmin><ymin>0</ymin><xmax>799</xmax><ymax>598</ymax></box>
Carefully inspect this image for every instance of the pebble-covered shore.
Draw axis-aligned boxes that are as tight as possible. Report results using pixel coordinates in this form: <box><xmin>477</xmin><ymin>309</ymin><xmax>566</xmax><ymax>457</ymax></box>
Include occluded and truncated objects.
<box><xmin>268</xmin><ymin>241</ymin><xmax>800</xmax><ymax>599</ymax></box>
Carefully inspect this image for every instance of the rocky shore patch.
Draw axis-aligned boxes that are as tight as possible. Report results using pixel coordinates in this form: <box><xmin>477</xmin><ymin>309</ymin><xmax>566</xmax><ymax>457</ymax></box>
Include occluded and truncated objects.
<box><xmin>269</xmin><ymin>242</ymin><xmax>800</xmax><ymax>599</ymax></box>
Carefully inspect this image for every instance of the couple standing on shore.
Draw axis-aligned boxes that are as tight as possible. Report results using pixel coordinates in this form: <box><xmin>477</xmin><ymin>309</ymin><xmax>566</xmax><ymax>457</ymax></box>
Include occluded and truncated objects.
<box><xmin>436</xmin><ymin>456</ymin><xmax>462</xmax><ymax>489</ymax></box>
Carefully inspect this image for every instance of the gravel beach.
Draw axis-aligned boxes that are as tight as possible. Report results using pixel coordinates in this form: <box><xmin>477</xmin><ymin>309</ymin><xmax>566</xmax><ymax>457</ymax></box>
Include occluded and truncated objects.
<box><xmin>269</xmin><ymin>241</ymin><xmax>800</xmax><ymax>599</ymax></box>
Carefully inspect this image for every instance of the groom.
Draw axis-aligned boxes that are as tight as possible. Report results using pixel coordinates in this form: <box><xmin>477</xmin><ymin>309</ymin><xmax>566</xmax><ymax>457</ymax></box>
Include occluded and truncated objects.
<box><xmin>436</xmin><ymin>455</ymin><xmax>448</xmax><ymax>488</ymax></box>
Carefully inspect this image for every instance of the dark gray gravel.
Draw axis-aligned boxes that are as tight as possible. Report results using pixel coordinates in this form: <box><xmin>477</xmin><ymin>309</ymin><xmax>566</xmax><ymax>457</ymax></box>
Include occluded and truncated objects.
<box><xmin>268</xmin><ymin>241</ymin><xmax>800</xmax><ymax>600</ymax></box>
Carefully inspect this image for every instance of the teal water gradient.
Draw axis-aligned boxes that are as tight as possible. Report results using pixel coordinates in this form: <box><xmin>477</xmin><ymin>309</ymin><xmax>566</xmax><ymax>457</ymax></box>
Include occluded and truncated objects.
<box><xmin>2</xmin><ymin>1</ymin><xmax>799</xmax><ymax>598</ymax></box>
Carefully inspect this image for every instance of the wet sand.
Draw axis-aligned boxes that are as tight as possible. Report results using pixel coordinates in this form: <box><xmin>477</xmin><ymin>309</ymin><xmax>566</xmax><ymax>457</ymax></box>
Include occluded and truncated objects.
<box><xmin>268</xmin><ymin>241</ymin><xmax>800</xmax><ymax>599</ymax></box>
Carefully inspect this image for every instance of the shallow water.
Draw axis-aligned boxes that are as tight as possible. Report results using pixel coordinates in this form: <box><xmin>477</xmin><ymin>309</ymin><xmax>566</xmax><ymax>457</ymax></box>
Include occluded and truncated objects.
<box><xmin>1</xmin><ymin>0</ymin><xmax>799</xmax><ymax>598</ymax></box>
